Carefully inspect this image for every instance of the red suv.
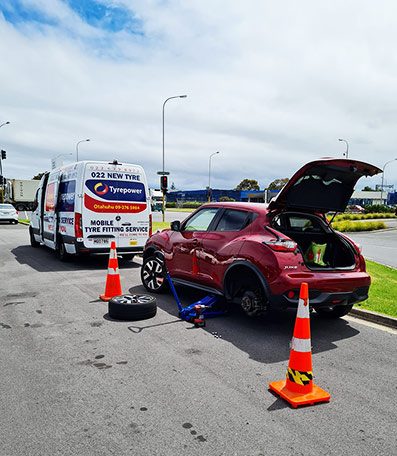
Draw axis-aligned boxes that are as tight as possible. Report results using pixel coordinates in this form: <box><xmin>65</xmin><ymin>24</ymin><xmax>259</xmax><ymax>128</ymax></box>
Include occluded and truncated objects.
<box><xmin>141</xmin><ymin>159</ymin><xmax>381</xmax><ymax>318</ymax></box>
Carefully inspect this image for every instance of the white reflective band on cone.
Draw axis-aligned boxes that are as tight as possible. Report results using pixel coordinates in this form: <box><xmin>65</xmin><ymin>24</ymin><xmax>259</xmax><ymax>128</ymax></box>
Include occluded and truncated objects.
<box><xmin>110</xmin><ymin>249</ymin><xmax>117</xmax><ymax>259</ymax></box>
<box><xmin>296</xmin><ymin>297</ymin><xmax>310</xmax><ymax>319</ymax></box>
<box><xmin>290</xmin><ymin>337</ymin><xmax>311</xmax><ymax>352</ymax></box>
<box><xmin>108</xmin><ymin>267</ymin><xmax>119</xmax><ymax>275</ymax></box>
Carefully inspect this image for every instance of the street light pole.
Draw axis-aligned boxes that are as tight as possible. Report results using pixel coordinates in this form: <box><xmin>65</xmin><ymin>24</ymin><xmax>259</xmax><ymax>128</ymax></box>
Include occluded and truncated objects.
<box><xmin>161</xmin><ymin>94</ymin><xmax>187</xmax><ymax>221</ymax></box>
<box><xmin>0</xmin><ymin>121</ymin><xmax>10</xmax><ymax>203</ymax></box>
<box><xmin>76</xmin><ymin>139</ymin><xmax>91</xmax><ymax>162</ymax></box>
<box><xmin>338</xmin><ymin>138</ymin><xmax>349</xmax><ymax>158</ymax></box>
<box><xmin>380</xmin><ymin>158</ymin><xmax>397</xmax><ymax>203</ymax></box>
<box><xmin>208</xmin><ymin>151</ymin><xmax>220</xmax><ymax>202</ymax></box>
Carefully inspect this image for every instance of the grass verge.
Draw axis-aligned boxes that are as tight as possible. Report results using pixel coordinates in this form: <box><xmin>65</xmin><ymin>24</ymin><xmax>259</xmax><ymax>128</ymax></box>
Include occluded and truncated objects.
<box><xmin>355</xmin><ymin>260</ymin><xmax>397</xmax><ymax>317</ymax></box>
<box><xmin>153</xmin><ymin>221</ymin><xmax>170</xmax><ymax>232</ymax></box>
<box><xmin>332</xmin><ymin>220</ymin><xmax>386</xmax><ymax>232</ymax></box>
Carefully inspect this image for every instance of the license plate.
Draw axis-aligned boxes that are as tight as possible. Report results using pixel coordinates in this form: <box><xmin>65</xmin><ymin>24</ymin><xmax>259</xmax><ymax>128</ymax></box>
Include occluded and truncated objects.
<box><xmin>93</xmin><ymin>238</ymin><xmax>109</xmax><ymax>245</ymax></box>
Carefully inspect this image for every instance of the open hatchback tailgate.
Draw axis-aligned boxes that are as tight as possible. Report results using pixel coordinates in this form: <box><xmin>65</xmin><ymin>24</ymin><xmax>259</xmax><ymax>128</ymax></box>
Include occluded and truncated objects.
<box><xmin>268</xmin><ymin>158</ymin><xmax>382</xmax><ymax>213</ymax></box>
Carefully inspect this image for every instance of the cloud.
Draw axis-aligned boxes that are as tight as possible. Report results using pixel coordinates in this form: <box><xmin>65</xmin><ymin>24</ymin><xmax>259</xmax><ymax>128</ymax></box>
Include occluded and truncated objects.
<box><xmin>0</xmin><ymin>0</ymin><xmax>396</xmax><ymax>191</ymax></box>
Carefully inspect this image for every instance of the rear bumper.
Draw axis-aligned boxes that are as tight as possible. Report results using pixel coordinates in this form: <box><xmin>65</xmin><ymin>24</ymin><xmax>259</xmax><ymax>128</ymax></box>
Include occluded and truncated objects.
<box><xmin>75</xmin><ymin>241</ymin><xmax>143</xmax><ymax>255</ymax></box>
<box><xmin>270</xmin><ymin>286</ymin><xmax>369</xmax><ymax>309</ymax></box>
<box><xmin>62</xmin><ymin>234</ymin><xmax>144</xmax><ymax>255</ymax></box>
<box><xmin>267</xmin><ymin>270</ymin><xmax>371</xmax><ymax>309</ymax></box>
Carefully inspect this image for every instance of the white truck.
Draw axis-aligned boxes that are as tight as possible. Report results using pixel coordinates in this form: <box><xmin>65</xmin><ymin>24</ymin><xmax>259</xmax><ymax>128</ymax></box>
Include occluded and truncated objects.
<box><xmin>5</xmin><ymin>179</ymin><xmax>40</xmax><ymax>211</ymax></box>
<box><xmin>29</xmin><ymin>160</ymin><xmax>152</xmax><ymax>261</ymax></box>
<box><xmin>150</xmin><ymin>188</ymin><xmax>163</xmax><ymax>211</ymax></box>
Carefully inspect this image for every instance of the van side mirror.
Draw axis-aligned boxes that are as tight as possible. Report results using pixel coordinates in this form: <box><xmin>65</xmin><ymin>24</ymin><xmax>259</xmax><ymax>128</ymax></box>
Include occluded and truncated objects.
<box><xmin>170</xmin><ymin>220</ymin><xmax>181</xmax><ymax>231</ymax></box>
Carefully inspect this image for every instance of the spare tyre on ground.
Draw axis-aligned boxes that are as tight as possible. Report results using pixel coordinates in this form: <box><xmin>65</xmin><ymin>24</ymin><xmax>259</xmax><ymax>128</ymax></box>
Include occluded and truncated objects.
<box><xmin>108</xmin><ymin>294</ymin><xmax>157</xmax><ymax>321</ymax></box>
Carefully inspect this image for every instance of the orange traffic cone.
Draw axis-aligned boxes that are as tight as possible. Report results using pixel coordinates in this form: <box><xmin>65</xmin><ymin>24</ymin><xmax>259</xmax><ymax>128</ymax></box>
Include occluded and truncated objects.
<box><xmin>269</xmin><ymin>282</ymin><xmax>331</xmax><ymax>408</ymax></box>
<box><xmin>100</xmin><ymin>241</ymin><xmax>123</xmax><ymax>302</ymax></box>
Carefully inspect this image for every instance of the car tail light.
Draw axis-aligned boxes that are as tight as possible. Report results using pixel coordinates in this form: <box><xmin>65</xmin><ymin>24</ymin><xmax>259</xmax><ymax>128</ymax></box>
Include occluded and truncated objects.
<box><xmin>149</xmin><ymin>213</ymin><xmax>152</xmax><ymax>237</ymax></box>
<box><xmin>263</xmin><ymin>239</ymin><xmax>297</xmax><ymax>252</ymax></box>
<box><xmin>75</xmin><ymin>212</ymin><xmax>83</xmax><ymax>239</ymax></box>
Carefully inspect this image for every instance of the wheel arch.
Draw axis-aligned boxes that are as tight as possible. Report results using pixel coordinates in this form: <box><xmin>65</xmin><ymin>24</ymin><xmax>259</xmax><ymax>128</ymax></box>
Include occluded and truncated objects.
<box><xmin>223</xmin><ymin>260</ymin><xmax>271</xmax><ymax>301</ymax></box>
<box><xmin>142</xmin><ymin>245</ymin><xmax>161</xmax><ymax>261</ymax></box>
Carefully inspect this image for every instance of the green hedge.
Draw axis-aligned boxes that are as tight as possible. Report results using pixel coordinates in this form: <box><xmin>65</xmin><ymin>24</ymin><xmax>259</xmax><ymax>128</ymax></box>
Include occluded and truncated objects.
<box><xmin>333</xmin><ymin>213</ymin><xmax>396</xmax><ymax>221</ymax></box>
<box><xmin>166</xmin><ymin>202</ymin><xmax>177</xmax><ymax>208</ymax></box>
<box><xmin>332</xmin><ymin>221</ymin><xmax>386</xmax><ymax>232</ymax></box>
<box><xmin>181</xmin><ymin>201</ymin><xmax>203</xmax><ymax>209</ymax></box>
<box><xmin>364</xmin><ymin>204</ymin><xmax>394</xmax><ymax>213</ymax></box>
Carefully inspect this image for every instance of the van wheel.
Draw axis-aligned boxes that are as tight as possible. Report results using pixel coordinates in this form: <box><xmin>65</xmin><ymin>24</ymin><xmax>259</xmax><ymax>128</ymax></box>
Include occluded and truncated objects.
<box><xmin>141</xmin><ymin>256</ymin><xmax>167</xmax><ymax>293</ymax></box>
<box><xmin>57</xmin><ymin>240</ymin><xmax>69</xmax><ymax>262</ymax></box>
<box><xmin>29</xmin><ymin>227</ymin><xmax>39</xmax><ymax>248</ymax></box>
<box><xmin>108</xmin><ymin>294</ymin><xmax>157</xmax><ymax>321</ymax></box>
<box><xmin>315</xmin><ymin>304</ymin><xmax>353</xmax><ymax>319</ymax></box>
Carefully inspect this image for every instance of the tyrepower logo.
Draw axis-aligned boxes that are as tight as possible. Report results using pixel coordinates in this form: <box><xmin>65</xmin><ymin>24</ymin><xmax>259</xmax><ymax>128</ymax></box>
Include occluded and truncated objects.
<box><xmin>93</xmin><ymin>182</ymin><xmax>109</xmax><ymax>196</ymax></box>
<box><xmin>85</xmin><ymin>179</ymin><xmax>146</xmax><ymax>202</ymax></box>
<box><xmin>84</xmin><ymin>179</ymin><xmax>147</xmax><ymax>213</ymax></box>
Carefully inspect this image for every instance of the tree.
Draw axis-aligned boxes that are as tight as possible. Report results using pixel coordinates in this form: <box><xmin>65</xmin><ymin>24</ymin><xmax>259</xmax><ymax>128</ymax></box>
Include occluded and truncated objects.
<box><xmin>32</xmin><ymin>172</ymin><xmax>45</xmax><ymax>180</ymax></box>
<box><xmin>268</xmin><ymin>178</ymin><xmax>289</xmax><ymax>190</ymax></box>
<box><xmin>235</xmin><ymin>179</ymin><xmax>260</xmax><ymax>191</ymax></box>
<box><xmin>362</xmin><ymin>186</ymin><xmax>375</xmax><ymax>191</ymax></box>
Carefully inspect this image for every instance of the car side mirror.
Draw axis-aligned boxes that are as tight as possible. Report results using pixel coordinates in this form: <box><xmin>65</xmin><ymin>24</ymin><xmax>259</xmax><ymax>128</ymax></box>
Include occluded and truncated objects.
<box><xmin>170</xmin><ymin>220</ymin><xmax>181</xmax><ymax>232</ymax></box>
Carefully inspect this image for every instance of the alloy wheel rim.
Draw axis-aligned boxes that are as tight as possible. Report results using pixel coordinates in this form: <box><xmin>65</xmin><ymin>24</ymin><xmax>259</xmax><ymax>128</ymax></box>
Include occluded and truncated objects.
<box><xmin>142</xmin><ymin>259</ymin><xmax>164</xmax><ymax>290</ymax></box>
<box><xmin>114</xmin><ymin>295</ymin><xmax>153</xmax><ymax>305</ymax></box>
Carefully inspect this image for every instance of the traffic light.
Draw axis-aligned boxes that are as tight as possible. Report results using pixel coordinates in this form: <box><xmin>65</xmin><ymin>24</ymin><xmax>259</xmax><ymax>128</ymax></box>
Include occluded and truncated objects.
<box><xmin>160</xmin><ymin>175</ymin><xmax>168</xmax><ymax>193</ymax></box>
<box><xmin>1</xmin><ymin>150</ymin><xmax>6</xmax><ymax>160</ymax></box>
<box><xmin>0</xmin><ymin>176</ymin><xmax>5</xmax><ymax>185</ymax></box>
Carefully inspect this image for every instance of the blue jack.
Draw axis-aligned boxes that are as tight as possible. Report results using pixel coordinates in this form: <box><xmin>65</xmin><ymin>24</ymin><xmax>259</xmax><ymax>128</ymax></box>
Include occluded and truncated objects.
<box><xmin>163</xmin><ymin>264</ymin><xmax>226</xmax><ymax>327</ymax></box>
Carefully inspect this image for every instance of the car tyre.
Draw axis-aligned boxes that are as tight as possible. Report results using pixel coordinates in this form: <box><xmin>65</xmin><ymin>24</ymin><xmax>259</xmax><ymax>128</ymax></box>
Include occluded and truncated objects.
<box><xmin>141</xmin><ymin>256</ymin><xmax>168</xmax><ymax>293</ymax></box>
<box><xmin>108</xmin><ymin>294</ymin><xmax>157</xmax><ymax>321</ymax></box>
<box><xmin>315</xmin><ymin>303</ymin><xmax>353</xmax><ymax>319</ymax></box>
<box><xmin>29</xmin><ymin>227</ymin><xmax>39</xmax><ymax>248</ymax></box>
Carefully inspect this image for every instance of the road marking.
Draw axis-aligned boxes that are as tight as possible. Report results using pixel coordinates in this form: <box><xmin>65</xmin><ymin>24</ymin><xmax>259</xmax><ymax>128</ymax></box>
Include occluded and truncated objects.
<box><xmin>345</xmin><ymin>315</ymin><xmax>397</xmax><ymax>334</ymax></box>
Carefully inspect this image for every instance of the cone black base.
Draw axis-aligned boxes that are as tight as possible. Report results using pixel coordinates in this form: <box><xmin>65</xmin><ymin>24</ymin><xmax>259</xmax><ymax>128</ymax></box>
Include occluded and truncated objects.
<box><xmin>269</xmin><ymin>380</ymin><xmax>330</xmax><ymax>408</ymax></box>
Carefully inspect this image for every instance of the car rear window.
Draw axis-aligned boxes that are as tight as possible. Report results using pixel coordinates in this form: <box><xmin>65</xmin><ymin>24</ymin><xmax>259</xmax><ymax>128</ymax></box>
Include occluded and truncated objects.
<box><xmin>215</xmin><ymin>209</ymin><xmax>250</xmax><ymax>231</ymax></box>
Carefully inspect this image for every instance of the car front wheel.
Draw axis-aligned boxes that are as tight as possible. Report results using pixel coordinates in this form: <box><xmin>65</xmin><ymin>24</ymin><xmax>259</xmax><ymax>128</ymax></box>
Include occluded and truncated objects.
<box><xmin>315</xmin><ymin>303</ymin><xmax>353</xmax><ymax>319</ymax></box>
<box><xmin>141</xmin><ymin>256</ymin><xmax>167</xmax><ymax>293</ymax></box>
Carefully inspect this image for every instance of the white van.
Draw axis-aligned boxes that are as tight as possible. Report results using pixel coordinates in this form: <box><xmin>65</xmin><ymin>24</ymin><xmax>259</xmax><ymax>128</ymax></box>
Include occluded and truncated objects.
<box><xmin>29</xmin><ymin>160</ymin><xmax>152</xmax><ymax>261</ymax></box>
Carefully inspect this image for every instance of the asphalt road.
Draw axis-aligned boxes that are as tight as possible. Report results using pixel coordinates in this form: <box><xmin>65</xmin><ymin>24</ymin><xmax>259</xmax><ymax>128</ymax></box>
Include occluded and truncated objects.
<box><xmin>1</xmin><ymin>224</ymin><xmax>396</xmax><ymax>456</ymax></box>
<box><xmin>347</xmin><ymin>230</ymin><xmax>397</xmax><ymax>268</ymax></box>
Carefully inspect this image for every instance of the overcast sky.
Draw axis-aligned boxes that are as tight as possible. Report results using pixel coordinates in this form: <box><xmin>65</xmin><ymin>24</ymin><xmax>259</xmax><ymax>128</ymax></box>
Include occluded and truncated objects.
<box><xmin>1</xmin><ymin>0</ymin><xmax>397</xmax><ymax>191</ymax></box>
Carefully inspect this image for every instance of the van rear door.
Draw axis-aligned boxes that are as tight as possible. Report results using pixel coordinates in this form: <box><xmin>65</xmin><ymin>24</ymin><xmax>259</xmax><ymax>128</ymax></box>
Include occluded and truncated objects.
<box><xmin>42</xmin><ymin>171</ymin><xmax>60</xmax><ymax>248</ymax></box>
<box><xmin>82</xmin><ymin>162</ymin><xmax>150</xmax><ymax>251</ymax></box>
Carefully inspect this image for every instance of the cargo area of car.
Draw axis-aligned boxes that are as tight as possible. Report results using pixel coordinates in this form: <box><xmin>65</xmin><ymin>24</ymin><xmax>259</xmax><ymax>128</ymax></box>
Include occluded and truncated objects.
<box><xmin>270</xmin><ymin>212</ymin><xmax>356</xmax><ymax>270</ymax></box>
